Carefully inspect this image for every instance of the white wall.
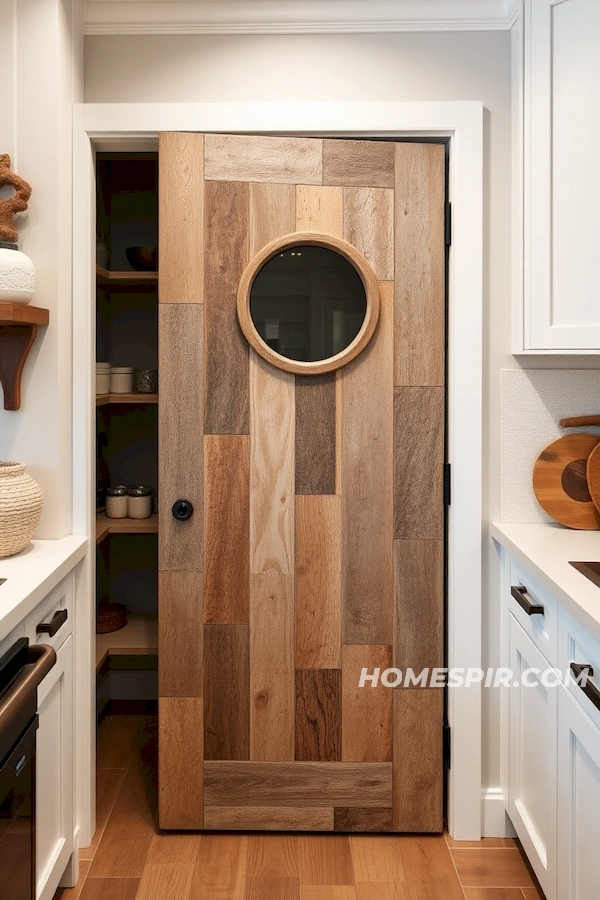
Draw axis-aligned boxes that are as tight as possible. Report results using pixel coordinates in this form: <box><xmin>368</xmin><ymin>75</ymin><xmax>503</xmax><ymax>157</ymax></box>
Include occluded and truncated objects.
<box><xmin>84</xmin><ymin>29</ymin><xmax>600</xmax><ymax>806</ymax></box>
<box><xmin>0</xmin><ymin>0</ymin><xmax>83</xmax><ymax>539</ymax></box>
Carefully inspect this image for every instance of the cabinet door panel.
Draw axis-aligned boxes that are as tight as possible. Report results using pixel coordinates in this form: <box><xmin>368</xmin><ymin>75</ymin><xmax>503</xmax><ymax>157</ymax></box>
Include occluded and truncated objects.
<box><xmin>558</xmin><ymin>685</ymin><xmax>600</xmax><ymax>900</ymax></box>
<box><xmin>37</xmin><ymin>634</ymin><xmax>74</xmax><ymax>900</ymax></box>
<box><xmin>508</xmin><ymin>614</ymin><xmax>557</xmax><ymax>900</ymax></box>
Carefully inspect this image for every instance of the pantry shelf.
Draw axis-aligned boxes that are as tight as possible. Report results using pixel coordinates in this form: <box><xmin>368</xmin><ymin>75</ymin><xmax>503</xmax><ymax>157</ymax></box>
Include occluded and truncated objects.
<box><xmin>96</xmin><ymin>393</ymin><xmax>159</xmax><ymax>406</ymax></box>
<box><xmin>96</xmin><ymin>265</ymin><xmax>158</xmax><ymax>283</ymax></box>
<box><xmin>96</xmin><ymin>512</ymin><xmax>159</xmax><ymax>545</ymax></box>
<box><xmin>96</xmin><ymin>612</ymin><xmax>158</xmax><ymax>672</ymax></box>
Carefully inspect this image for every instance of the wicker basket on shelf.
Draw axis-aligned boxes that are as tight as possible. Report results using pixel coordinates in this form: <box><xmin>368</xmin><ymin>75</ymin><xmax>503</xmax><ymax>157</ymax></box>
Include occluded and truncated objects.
<box><xmin>96</xmin><ymin>600</ymin><xmax>128</xmax><ymax>634</ymax></box>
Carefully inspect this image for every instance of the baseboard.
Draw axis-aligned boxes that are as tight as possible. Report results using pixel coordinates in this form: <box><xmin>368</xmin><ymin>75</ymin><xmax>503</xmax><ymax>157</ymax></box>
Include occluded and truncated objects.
<box><xmin>481</xmin><ymin>789</ymin><xmax>517</xmax><ymax>838</ymax></box>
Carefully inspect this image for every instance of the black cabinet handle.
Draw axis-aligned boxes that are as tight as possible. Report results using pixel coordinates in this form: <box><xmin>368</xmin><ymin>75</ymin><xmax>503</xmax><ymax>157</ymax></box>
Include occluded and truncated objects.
<box><xmin>511</xmin><ymin>585</ymin><xmax>544</xmax><ymax>616</ymax></box>
<box><xmin>36</xmin><ymin>608</ymin><xmax>68</xmax><ymax>637</ymax></box>
<box><xmin>172</xmin><ymin>499</ymin><xmax>194</xmax><ymax>522</ymax></box>
<box><xmin>570</xmin><ymin>663</ymin><xmax>600</xmax><ymax>712</ymax></box>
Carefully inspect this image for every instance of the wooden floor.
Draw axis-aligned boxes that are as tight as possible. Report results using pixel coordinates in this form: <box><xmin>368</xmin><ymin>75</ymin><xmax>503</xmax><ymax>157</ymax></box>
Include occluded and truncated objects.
<box><xmin>55</xmin><ymin>704</ymin><xmax>545</xmax><ymax>900</ymax></box>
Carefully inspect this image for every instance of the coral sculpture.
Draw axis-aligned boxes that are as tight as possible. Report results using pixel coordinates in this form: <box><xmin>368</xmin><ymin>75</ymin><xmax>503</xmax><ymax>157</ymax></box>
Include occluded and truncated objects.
<box><xmin>0</xmin><ymin>155</ymin><xmax>32</xmax><ymax>244</ymax></box>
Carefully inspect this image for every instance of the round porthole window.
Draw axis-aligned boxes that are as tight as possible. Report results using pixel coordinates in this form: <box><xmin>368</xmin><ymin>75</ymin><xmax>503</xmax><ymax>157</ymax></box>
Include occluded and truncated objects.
<box><xmin>237</xmin><ymin>232</ymin><xmax>380</xmax><ymax>375</ymax></box>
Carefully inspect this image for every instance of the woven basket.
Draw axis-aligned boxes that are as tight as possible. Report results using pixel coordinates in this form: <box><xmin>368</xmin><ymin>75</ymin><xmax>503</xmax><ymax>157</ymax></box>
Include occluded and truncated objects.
<box><xmin>0</xmin><ymin>461</ymin><xmax>43</xmax><ymax>558</ymax></box>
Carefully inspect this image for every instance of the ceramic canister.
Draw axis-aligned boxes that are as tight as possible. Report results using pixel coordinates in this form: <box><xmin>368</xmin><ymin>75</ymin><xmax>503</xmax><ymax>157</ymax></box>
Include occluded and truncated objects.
<box><xmin>0</xmin><ymin>243</ymin><xmax>35</xmax><ymax>304</ymax></box>
<box><xmin>110</xmin><ymin>367</ymin><xmax>134</xmax><ymax>393</ymax></box>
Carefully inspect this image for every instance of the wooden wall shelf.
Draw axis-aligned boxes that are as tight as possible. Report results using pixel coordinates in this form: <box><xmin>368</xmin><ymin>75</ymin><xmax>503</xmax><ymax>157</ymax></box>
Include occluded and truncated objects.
<box><xmin>96</xmin><ymin>512</ymin><xmax>159</xmax><ymax>545</ymax></box>
<box><xmin>96</xmin><ymin>612</ymin><xmax>158</xmax><ymax>672</ymax></box>
<box><xmin>96</xmin><ymin>393</ymin><xmax>158</xmax><ymax>406</ymax></box>
<box><xmin>0</xmin><ymin>303</ymin><xmax>50</xmax><ymax>410</ymax></box>
<box><xmin>96</xmin><ymin>265</ymin><xmax>158</xmax><ymax>283</ymax></box>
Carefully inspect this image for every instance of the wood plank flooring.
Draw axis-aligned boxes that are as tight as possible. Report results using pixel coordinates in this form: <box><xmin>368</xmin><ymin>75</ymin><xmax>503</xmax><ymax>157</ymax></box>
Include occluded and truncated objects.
<box><xmin>54</xmin><ymin>706</ymin><xmax>545</xmax><ymax>900</ymax></box>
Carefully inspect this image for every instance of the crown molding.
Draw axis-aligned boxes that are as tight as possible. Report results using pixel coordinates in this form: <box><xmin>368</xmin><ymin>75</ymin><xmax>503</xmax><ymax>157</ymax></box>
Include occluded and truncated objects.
<box><xmin>84</xmin><ymin>0</ymin><xmax>521</xmax><ymax>36</ymax></box>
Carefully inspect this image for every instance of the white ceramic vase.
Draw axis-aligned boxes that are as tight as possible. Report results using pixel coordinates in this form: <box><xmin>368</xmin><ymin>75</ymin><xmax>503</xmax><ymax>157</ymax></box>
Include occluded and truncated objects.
<box><xmin>0</xmin><ymin>462</ymin><xmax>43</xmax><ymax>558</ymax></box>
<box><xmin>0</xmin><ymin>244</ymin><xmax>35</xmax><ymax>304</ymax></box>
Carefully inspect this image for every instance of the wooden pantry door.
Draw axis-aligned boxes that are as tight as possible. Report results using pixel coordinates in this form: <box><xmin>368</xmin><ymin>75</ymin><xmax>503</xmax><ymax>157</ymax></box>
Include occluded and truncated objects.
<box><xmin>157</xmin><ymin>133</ymin><xmax>446</xmax><ymax>833</ymax></box>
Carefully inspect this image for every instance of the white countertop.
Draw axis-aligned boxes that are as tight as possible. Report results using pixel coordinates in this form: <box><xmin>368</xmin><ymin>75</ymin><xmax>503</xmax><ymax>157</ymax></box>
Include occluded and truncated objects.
<box><xmin>0</xmin><ymin>536</ymin><xmax>87</xmax><ymax>641</ymax></box>
<box><xmin>492</xmin><ymin>522</ymin><xmax>600</xmax><ymax>643</ymax></box>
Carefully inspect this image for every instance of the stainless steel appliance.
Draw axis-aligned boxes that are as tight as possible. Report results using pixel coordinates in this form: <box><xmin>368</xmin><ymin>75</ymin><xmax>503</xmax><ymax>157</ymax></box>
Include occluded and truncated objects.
<box><xmin>0</xmin><ymin>638</ymin><xmax>56</xmax><ymax>900</ymax></box>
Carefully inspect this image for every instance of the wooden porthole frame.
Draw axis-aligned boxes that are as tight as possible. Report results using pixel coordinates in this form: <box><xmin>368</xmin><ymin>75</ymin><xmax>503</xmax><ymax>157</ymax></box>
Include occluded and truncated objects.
<box><xmin>237</xmin><ymin>231</ymin><xmax>380</xmax><ymax>376</ymax></box>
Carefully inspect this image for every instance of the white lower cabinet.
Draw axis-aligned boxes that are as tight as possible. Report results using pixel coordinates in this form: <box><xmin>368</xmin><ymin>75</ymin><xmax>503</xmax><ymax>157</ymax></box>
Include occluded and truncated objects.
<box><xmin>508</xmin><ymin>613</ymin><xmax>557</xmax><ymax>900</ymax></box>
<box><xmin>36</xmin><ymin>633</ymin><xmax>74</xmax><ymax>900</ymax></box>
<box><xmin>557</xmin><ymin>683</ymin><xmax>600</xmax><ymax>900</ymax></box>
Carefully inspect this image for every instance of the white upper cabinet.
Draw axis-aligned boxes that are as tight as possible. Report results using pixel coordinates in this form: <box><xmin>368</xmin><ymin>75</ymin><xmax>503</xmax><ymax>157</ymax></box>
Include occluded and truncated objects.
<box><xmin>515</xmin><ymin>0</ymin><xmax>600</xmax><ymax>352</ymax></box>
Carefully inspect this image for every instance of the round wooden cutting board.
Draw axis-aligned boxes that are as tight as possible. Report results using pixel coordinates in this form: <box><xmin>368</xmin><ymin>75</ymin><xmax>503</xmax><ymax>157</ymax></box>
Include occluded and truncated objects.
<box><xmin>586</xmin><ymin>442</ymin><xmax>600</xmax><ymax>516</ymax></box>
<box><xmin>533</xmin><ymin>433</ymin><xmax>600</xmax><ymax>530</ymax></box>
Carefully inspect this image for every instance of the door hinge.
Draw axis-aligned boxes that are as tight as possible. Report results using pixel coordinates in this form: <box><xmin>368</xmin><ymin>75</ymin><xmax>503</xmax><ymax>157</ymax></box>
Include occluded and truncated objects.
<box><xmin>445</xmin><ymin>201</ymin><xmax>452</xmax><ymax>247</ymax></box>
<box><xmin>444</xmin><ymin>462</ymin><xmax>451</xmax><ymax>507</ymax></box>
<box><xmin>444</xmin><ymin>722</ymin><xmax>451</xmax><ymax>769</ymax></box>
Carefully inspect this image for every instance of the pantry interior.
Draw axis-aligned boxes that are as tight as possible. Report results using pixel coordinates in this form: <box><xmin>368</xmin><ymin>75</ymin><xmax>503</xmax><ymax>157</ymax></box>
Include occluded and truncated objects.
<box><xmin>94</xmin><ymin>153</ymin><xmax>159</xmax><ymax>715</ymax></box>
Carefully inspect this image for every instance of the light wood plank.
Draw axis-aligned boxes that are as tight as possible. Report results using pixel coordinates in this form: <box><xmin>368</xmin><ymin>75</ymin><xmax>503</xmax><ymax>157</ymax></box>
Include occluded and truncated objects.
<box><xmin>393</xmin><ymin>387</ymin><xmax>444</xmax><ymax>541</ymax></box>
<box><xmin>204</xmin><ymin>761</ymin><xmax>392</xmax><ymax>808</ymax></box>
<box><xmin>204</xmin><ymin>807</ymin><xmax>334</xmax><ymax>831</ymax></box>
<box><xmin>295</xmin><ymin>669</ymin><xmax>342</xmax><ymax>762</ymax></box>
<box><xmin>146</xmin><ymin>832</ymin><xmax>202</xmax><ymax>865</ymax></box>
<box><xmin>247</xmin><ymin>835</ymin><xmax>300</xmax><ymax>878</ymax></box>
<box><xmin>78</xmin><ymin>877</ymin><xmax>137</xmax><ymax>900</ymax></box>
<box><xmin>204</xmin><ymin>435</ymin><xmax>250</xmax><ymax>623</ymax></box>
<box><xmin>158</xmin><ymin>304</ymin><xmax>203</xmax><ymax>571</ymax></box>
<box><xmin>296</xmin><ymin>185</ymin><xmax>343</xmax><ymax>236</ymax></box>
<box><xmin>463</xmin><ymin>890</ymin><xmax>528</xmax><ymax>900</ymax></box>
<box><xmin>342</xmin><ymin>646</ymin><xmax>392</xmax><ymax>762</ymax></box>
<box><xmin>159</xmin><ymin>572</ymin><xmax>202</xmax><ymax>697</ymax></box>
<box><xmin>344</xmin><ymin>188</ymin><xmax>394</xmax><ymax>281</ymax></box>
<box><xmin>295</xmin><ymin>495</ymin><xmax>342</xmax><ymax>669</ymax></box>
<box><xmin>204</xmin><ymin>179</ymin><xmax>249</xmax><ymax>434</ymax></box>
<box><xmin>250</xmin><ymin>574</ymin><xmax>295</xmax><ymax>760</ymax></box>
<box><xmin>398</xmin><ymin>836</ymin><xmax>465</xmax><ymax>900</ymax></box>
<box><xmin>355</xmin><ymin>884</ymin><xmax>409</xmax><ymax>900</ymax></box>
<box><xmin>204</xmin><ymin>624</ymin><xmax>250</xmax><ymax>760</ymax></box>
<box><xmin>205</xmin><ymin>134</ymin><xmax>323</xmax><ymax>184</ymax></box>
<box><xmin>192</xmin><ymin>834</ymin><xmax>248</xmax><ymax>900</ymax></box>
<box><xmin>323</xmin><ymin>140</ymin><xmax>395</xmax><ymax>189</ymax></box>
<box><xmin>79</xmin><ymin>768</ymin><xmax>126</xmax><ymax>861</ymax></box>
<box><xmin>392</xmin><ymin>690</ymin><xmax>443</xmax><ymax>832</ymax></box>
<box><xmin>249</xmin><ymin>182</ymin><xmax>296</xmax><ymax>256</ymax></box>
<box><xmin>299</xmin><ymin>835</ymin><xmax>355</xmax><ymax>885</ymax></box>
<box><xmin>135</xmin><ymin>864</ymin><xmax>195</xmax><ymax>900</ymax></box>
<box><xmin>250</xmin><ymin>351</ymin><xmax>295</xmax><ymax>574</ymax></box>
<box><xmin>520</xmin><ymin>890</ymin><xmax>545</xmax><ymax>900</ymax></box>
<box><xmin>394</xmin><ymin>143</ymin><xmax>445</xmax><ymax>387</ymax></box>
<box><xmin>394</xmin><ymin>540</ymin><xmax>443</xmax><ymax>672</ymax></box>
<box><xmin>349</xmin><ymin>836</ymin><xmax>404</xmax><ymax>882</ymax></box>
<box><xmin>246</xmin><ymin>879</ymin><xmax>300</xmax><ymax>900</ymax></box>
<box><xmin>341</xmin><ymin>282</ymin><xmax>394</xmax><ymax>645</ymax></box>
<box><xmin>334</xmin><ymin>808</ymin><xmax>393</xmax><ymax>833</ymax></box>
<box><xmin>301</xmin><ymin>888</ymin><xmax>356</xmax><ymax>900</ymax></box>
<box><xmin>446</xmin><ymin>838</ymin><xmax>517</xmax><ymax>849</ymax></box>
<box><xmin>450</xmin><ymin>850</ymin><xmax>536</xmax><ymax>889</ymax></box>
<box><xmin>158</xmin><ymin>698</ymin><xmax>204</xmax><ymax>829</ymax></box>
<box><xmin>159</xmin><ymin>132</ymin><xmax>204</xmax><ymax>303</ymax></box>
<box><xmin>295</xmin><ymin>374</ymin><xmax>337</xmax><ymax>495</ymax></box>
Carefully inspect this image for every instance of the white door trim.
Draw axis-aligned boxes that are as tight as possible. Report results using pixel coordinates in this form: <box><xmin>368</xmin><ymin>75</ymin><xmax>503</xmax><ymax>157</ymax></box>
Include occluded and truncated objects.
<box><xmin>72</xmin><ymin>100</ymin><xmax>483</xmax><ymax>840</ymax></box>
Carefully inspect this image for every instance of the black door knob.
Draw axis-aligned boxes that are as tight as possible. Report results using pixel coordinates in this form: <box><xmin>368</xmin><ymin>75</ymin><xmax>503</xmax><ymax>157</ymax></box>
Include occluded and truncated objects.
<box><xmin>172</xmin><ymin>499</ymin><xmax>194</xmax><ymax>521</ymax></box>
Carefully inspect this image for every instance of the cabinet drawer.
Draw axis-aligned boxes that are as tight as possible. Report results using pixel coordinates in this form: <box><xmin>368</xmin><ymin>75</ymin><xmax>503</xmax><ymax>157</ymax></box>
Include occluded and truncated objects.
<box><xmin>509</xmin><ymin>559</ymin><xmax>558</xmax><ymax>666</ymax></box>
<box><xmin>559</xmin><ymin>606</ymin><xmax>600</xmax><ymax>731</ymax></box>
<box><xmin>24</xmin><ymin>573</ymin><xmax>73</xmax><ymax>651</ymax></box>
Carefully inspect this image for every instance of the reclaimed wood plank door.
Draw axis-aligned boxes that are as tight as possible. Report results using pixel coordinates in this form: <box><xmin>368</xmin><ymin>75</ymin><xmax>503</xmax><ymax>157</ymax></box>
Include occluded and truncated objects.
<box><xmin>158</xmin><ymin>133</ymin><xmax>446</xmax><ymax>832</ymax></box>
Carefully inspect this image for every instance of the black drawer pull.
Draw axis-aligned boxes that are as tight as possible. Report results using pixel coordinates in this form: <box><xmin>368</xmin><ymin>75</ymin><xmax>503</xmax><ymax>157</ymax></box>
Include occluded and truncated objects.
<box><xmin>511</xmin><ymin>585</ymin><xmax>544</xmax><ymax>616</ymax></box>
<box><xmin>36</xmin><ymin>609</ymin><xmax>68</xmax><ymax>637</ymax></box>
<box><xmin>570</xmin><ymin>663</ymin><xmax>600</xmax><ymax>712</ymax></box>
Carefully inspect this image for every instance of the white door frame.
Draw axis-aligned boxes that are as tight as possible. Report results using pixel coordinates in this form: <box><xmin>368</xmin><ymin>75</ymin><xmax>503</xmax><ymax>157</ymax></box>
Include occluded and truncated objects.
<box><xmin>72</xmin><ymin>100</ymin><xmax>483</xmax><ymax>841</ymax></box>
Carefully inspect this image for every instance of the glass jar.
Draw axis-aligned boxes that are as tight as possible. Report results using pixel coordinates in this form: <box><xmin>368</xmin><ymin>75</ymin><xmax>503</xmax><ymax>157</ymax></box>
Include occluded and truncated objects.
<box><xmin>134</xmin><ymin>369</ymin><xmax>158</xmax><ymax>394</ymax></box>
<box><xmin>128</xmin><ymin>485</ymin><xmax>153</xmax><ymax>519</ymax></box>
<box><xmin>105</xmin><ymin>485</ymin><xmax>129</xmax><ymax>519</ymax></box>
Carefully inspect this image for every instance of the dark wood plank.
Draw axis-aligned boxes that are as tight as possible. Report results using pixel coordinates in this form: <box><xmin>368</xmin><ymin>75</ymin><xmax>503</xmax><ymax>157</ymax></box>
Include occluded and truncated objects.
<box><xmin>204</xmin><ymin>806</ymin><xmax>334</xmax><ymax>831</ymax></box>
<box><xmin>204</xmin><ymin>180</ymin><xmax>249</xmax><ymax>434</ymax></box>
<box><xmin>295</xmin><ymin>669</ymin><xmax>342</xmax><ymax>762</ymax></box>
<box><xmin>204</xmin><ymin>435</ymin><xmax>250</xmax><ymax>623</ymax></box>
<box><xmin>158</xmin><ymin>697</ymin><xmax>204</xmax><ymax>829</ymax></box>
<box><xmin>158</xmin><ymin>304</ymin><xmax>203</xmax><ymax>571</ymax></box>
<box><xmin>158</xmin><ymin>571</ymin><xmax>203</xmax><ymax>697</ymax></box>
<box><xmin>323</xmin><ymin>139</ymin><xmax>395</xmax><ymax>188</ymax></box>
<box><xmin>333</xmin><ymin>807</ymin><xmax>393</xmax><ymax>832</ymax></box>
<box><xmin>295</xmin><ymin>373</ymin><xmax>336</xmax><ymax>494</ymax></box>
<box><xmin>204</xmin><ymin>624</ymin><xmax>250</xmax><ymax>760</ymax></box>
<box><xmin>392</xmin><ymin>689</ymin><xmax>443</xmax><ymax>832</ymax></box>
<box><xmin>394</xmin><ymin>540</ymin><xmax>443</xmax><ymax>671</ymax></box>
<box><xmin>393</xmin><ymin>386</ymin><xmax>444</xmax><ymax>541</ymax></box>
<box><xmin>204</xmin><ymin>761</ymin><xmax>392</xmax><ymax>807</ymax></box>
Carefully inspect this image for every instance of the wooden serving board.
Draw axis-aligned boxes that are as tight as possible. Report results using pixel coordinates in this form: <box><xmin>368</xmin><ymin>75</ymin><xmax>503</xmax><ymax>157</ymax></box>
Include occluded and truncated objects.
<box><xmin>533</xmin><ymin>433</ymin><xmax>600</xmax><ymax>530</ymax></box>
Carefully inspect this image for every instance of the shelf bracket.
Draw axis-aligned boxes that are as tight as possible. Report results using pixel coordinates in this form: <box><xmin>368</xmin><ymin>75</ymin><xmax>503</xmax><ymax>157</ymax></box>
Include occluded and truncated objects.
<box><xmin>0</xmin><ymin>323</ymin><xmax>38</xmax><ymax>410</ymax></box>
